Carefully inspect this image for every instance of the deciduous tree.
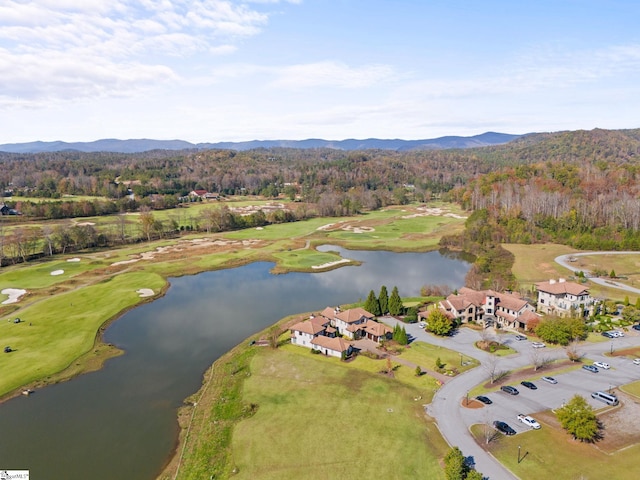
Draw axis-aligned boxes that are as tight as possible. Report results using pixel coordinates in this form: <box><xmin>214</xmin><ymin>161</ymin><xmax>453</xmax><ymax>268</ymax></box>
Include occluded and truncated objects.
<box><xmin>556</xmin><ymin>395</ymin><xmax>600</xmax><ymax>442</ymax></box>
<box><xmin>426</xmin><ymin>309</ymin><xmax>453</xmax><ymax>336</ymax></box>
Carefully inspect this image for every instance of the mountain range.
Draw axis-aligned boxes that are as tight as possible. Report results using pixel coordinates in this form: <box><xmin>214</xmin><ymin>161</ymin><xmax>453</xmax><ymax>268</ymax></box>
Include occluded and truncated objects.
<box><xmin>0</xmin><ymin>132</ymin><xmax>522</xmax><ymax>154</ymax></box>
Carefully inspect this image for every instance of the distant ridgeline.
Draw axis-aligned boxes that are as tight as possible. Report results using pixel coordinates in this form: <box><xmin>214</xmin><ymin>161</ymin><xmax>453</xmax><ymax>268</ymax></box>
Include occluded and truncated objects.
<box><xmin>0</xmin><ymin>128</ymin><xmax>637</xmax><ymax>266</ymax></box>
<box><xmin>0</xmin><ymin>132</ymin><xmax>521</xmax><ymax>154</ymax></box>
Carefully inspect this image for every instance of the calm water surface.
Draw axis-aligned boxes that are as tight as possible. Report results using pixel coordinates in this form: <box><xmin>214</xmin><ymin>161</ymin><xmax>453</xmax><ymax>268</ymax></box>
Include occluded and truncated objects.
<box><xmin>0</xmin><ymin>248</ymin><xmax>470</xmax><ymax>479</ymax></box>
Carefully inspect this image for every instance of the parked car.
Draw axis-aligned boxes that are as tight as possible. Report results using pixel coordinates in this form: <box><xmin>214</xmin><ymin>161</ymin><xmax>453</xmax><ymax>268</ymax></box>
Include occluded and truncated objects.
<box><xmin>493</xmin><ymin>420</ymin><xmax>516</xmax><ymax>435</ymax></box>
<box><xmin>517</xmin><ymin>414</ymin><xmax>541</xmax><ymax>429</ymax></box>
<box><xmin>582</xmin><ymin>364</ymin><xmax>599</xmax><ymax>373</ymax></box>
<box><xmin>514</xmin><ymin>334</ymin><xmax>527</xmax><ymax>341</ymax></box>
<box><xmin>593</xmin><ymin>361</ymin><xmax>610</xmax><ymax>370</ymax></box>
<box><xmin>601</xmin><ymin>331</ymin><xmax>615</xmax><ymax>338</ymax></box>
<box><xmin>476</xmin><ymin>395</ymin><xmax>492</xmax><ymax>405</ymax></box>
<box><xmin>531</xmin><ymin>342</ymin><xmax>546</xmax><ymax>348</ymax></box>
<box><xmin>521</xmin><ymin>381</ymin><xmax>537</xmax><ymax>390</ymax></box>
<box><xmin>633</xmin><ymin>324</ymin><xmax>640</xmax><ymax>331</ymax></box>
<box><xmin>633</xmin><ymin>358</ymin><xmax>640</xmax><ymax>365</ymax></box>
<box><xmin>500</xmin><ymin>385</ymin><xmax>519</xmax><ymax>395</ymax></box>
<box><xmin>541</xmin><ymin>376</ymin><xmax>557</xmax><ymax>384</ymax></box>
<box><xmin>4</xmin><ymin>346</ymin><xmax>11</xmax><ymax>353</ymax></box>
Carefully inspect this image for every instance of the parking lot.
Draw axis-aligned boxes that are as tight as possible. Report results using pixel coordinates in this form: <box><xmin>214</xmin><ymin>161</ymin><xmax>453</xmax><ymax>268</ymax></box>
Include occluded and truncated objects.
<box><xmin>466</xmin><ymin>355</ymin><xmax>640</xmax><ymax>434</ymax></box>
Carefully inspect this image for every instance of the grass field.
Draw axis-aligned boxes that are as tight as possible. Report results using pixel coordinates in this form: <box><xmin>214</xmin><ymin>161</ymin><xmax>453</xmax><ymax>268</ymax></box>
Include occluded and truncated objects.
<box><xmin>503</xmin><ymin>243</ymin><xmax>639</xmax><ymax>302</ymax></box>
<box><xmin>399</xmin><ymin>340</ymin><xmax>479</xmax><ymax>374</ymax></box>
<box><xmin>471</xmin><ymin>417</ymin><xmax>640</xmax><ymax>479</ymax></box>
<box><xmin>230</xmin><ymin>348</ymin><xmax>448</xmax><ymax>480</ymax></box>
<box><xmin>0</xmin><ymin>271</ymin><xmax>166</xmax><ymax>397</ymax></box>
<box><xmin>620</xmin><ymin>380</ymin><xmax>640</xmax><ymax>398</ymax></box>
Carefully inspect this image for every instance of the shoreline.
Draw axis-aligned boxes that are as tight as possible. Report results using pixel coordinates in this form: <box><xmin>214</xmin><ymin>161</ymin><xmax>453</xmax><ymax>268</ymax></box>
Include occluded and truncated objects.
<box><xmin>0</xmin><ymin>280</ymin><xmax>171</xmax><ymax>405</ymax></box>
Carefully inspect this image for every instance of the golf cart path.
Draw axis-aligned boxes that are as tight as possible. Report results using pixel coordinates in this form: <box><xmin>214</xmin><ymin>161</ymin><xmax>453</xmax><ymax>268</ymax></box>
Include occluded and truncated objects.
<box><xmin>555</xmin><ymin>251</ymin><xmax>640</xmax><ymax>295</ymax></box>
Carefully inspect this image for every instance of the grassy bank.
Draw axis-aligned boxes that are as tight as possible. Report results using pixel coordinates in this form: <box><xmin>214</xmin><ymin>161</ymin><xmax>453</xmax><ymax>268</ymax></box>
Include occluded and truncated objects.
<box><xmin>160</xmin><ymin>329</ymin><xmax>450</xmax><ymax>479</ymax></box>
<box><xmin>471</xmin><ymin>419</ymin><xmax>640</xmax><ymax>479</ymax></box>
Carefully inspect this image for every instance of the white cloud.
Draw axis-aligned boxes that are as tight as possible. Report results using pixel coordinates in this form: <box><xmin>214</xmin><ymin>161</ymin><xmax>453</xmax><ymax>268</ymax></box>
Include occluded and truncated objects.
<box><xmin>0</xmin><ymin>0</ymin><xmax>275</xmax><ymax>106</ymax></box>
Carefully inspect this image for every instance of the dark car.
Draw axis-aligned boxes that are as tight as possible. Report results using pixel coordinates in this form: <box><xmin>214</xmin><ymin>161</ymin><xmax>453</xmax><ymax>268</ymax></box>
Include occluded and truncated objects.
<box><xmin>500</xmin><ymin>385</ymin><xmax>519</xmax><ymax>395</ymax></box>
<box><xmin>493</xmin><ymin>420</ymin><xmax>516</xmax><ymax>436</ymax></box>
<box><xmin>521</xmin><ymin>381</ymin><xmax>537</xmax><ymax>390</ymax></box>
<box><xmin>633</xmin><ymin>324</ymin><xmax>640</xmax><ymax>331</ymax></box>
<box><xmin>4</xmin><ymin>346</ymin><xmax>12</xmax><ymax>353</ymax></box>
<box><xmin>476</xmin><ymin>395</ymin><xmax>492</xmax><ymax>405</ymax></box>
<box><xmin>582</xmin><ymin>364</ymin><xmax>599</xmax><ymax>373</ymax></box>
<box><xmin>514</xmin><ymin>334</ymin><xmax>527</xmax><ymax>341</ymax></box>
<box><xmin>601</xmin><ymin>331</ymin><xmax>615</xmax><ymax>338</ymax></box>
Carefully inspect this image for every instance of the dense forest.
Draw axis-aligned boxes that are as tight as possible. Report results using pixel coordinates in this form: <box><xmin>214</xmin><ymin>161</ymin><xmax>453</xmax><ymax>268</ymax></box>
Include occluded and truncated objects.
<box><xmin>1</xmin><ymin>128</ymin><xmax>639</xmax><ymax>272</ymax></box>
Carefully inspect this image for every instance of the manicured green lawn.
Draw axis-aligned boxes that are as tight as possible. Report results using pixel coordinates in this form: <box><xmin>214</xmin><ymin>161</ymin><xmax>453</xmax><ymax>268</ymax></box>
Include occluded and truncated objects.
<box><xmin>0</xmin><ymin>271</ymin><xmax>166</xmax><ymax>396</ymax></box>
<box><xmin>620</xmin><ymin>380</ymin><xmax>640</xmax><ymax>398</ymax></box>
<box><xmin>0</xmin><ymin>257</ymin><xmax>104</xmax><ymax>290</ymax></box>
<box><xmin>271</xmin><ymin>249</ymin><xmax>348</xmax><ymax>270</ymax></box>
<box><xmin>231</xmin><ymin>349</ymin><xmax>448</xmax><ymax>480</ymax></box>
<box><xmin>471</xmin><ymin>418</ymin><xmax>640</xmax><ymax>479</ymax></box>
<box><xmin>400</xmin><ymin>340</ymin><xmax>479</xmax><ymax>374</ymax></box>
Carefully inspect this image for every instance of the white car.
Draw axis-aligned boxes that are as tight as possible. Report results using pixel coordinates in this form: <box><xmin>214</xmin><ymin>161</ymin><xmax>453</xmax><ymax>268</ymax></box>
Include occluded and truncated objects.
<box><xmin>418</xmin><ymin>321</ymin><xmax>427</xmax><ymax>328</ymax></box>
<box><xmin>633</xmin><ymin>358</ymin><xmax>640</xmax><ymax>365</ymax></box>
<box><xmin>593</xmin><ymin>361</ymin><xmax>610</xmax><ymax>370</ymax></box>
<box><xmin>517</xmin><ymin>414</ymin><xmax>541</xmax><ymax>429</ymax></box>
<box><xmin>541</xmin><ymin>376</ymin><xmax>557</xmax><ymax>384</ymax></box>
<box><xmin>531</xmin><ymin>342</ymin><xmax>546</xmax><ymax>348</ymax></box>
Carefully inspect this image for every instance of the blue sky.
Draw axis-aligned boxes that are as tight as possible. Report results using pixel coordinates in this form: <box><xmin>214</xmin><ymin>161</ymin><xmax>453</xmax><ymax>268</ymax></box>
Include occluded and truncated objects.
<box><xmin>1</xmin><ymin>0</ymin><xmax>639</xmax><ymax>142</ymax></box>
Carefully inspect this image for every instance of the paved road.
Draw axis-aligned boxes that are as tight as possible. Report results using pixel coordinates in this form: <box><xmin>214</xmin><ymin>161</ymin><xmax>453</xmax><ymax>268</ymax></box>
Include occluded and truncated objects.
<box><xmin>386</xmin><ymin>318</ymin><xmax>640</xmax><ymax>480</ymax></box>
<box><xmin>555</xmin><ymin>251</ymin><xmax>640</xmax><ymax>295</ymax></box>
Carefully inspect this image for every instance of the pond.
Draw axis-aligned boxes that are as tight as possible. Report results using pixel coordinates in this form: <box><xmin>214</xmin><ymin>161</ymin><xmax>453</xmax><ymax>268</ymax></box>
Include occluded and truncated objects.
<box><xmin>0</xmin><ymin>247</ymin><xmax>470</xmax><ymax>479</ymax></box>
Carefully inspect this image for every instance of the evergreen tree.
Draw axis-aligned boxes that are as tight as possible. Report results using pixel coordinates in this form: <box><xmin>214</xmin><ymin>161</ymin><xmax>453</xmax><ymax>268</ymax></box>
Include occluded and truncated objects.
<box><xmin>636</xmin><ymin>298</ymin><xmax>640</xmax><ymax>309</ymax></box>
<box><xmin>398</xmin><ymin>326</ymin><xmax>408</xmax><ymax>345</ymax></box>
<box><xmin>624</xmin><ymin>295</ymin><xmax>630</xmax><ymax>306</ymax></box>
<box><xmin>364</xmin><ymin>290</ymin><xmax>381</xmax><ymax>316</ymax></box>
<box><xmin>388</xmin><ymin>286</ymin><xmax>404</xmax><ymax>315</ymax></box>
<box><xmin>378</xmin><ymin>285</ymin><xmax>389</xmax><ymax>314</ymax></box>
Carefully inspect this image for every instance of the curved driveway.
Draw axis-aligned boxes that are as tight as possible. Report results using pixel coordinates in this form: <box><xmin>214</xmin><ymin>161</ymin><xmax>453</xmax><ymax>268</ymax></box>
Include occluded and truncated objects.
<box><xmin>555</xmin><ymin>251</ymin><xmax>640</xmax><ymax>295</ymax></box>
<box><xmin>387</xmin><ymin>318</ymin><xmax>640</xmax><ymax>480</ymax></box>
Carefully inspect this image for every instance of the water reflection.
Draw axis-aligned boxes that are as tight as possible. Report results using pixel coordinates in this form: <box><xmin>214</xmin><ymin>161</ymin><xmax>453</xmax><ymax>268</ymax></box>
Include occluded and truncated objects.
<box><xmin>0</xmin><ymin>249</ymin><xmax>470</xmax><ymax>479</ymax></box>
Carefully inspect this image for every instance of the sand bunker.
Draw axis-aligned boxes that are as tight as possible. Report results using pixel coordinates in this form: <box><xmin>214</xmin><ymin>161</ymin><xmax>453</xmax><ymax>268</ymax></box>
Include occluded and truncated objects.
<box><xmin>76</xmin><ymin>222</ymin><xmax>96</xmax><ymax>226</ymax></box>
<box><xmin>311</xmin><ymin>259</ymin><xmax>351</xmax><ymax>269</ymax></box>
<box><xmin>1</xmin><ymin>288</ymin><xmax>27</xmax><ymax>305</ymax></box>
<box><xmin>341</xmin><ymin>225</ymin><xmax>375</xmax><ymax>234</ymax></box>
<box><xmin>67</xmin><ymin>257</ymin><xmax>81</xmax><ymax>262</ymax></box>
<box><xmin>317</xmin><ymin>222</ymin><xmax>341</xmax><ymax>231</ymax></box>
<box><xmin>401</xmin><ymin>206</ymin><xmax>467</xmax><ymax>220</ymax></box>
<box><xmin>137</xmin><ymin>289</ymin><xmax>154</xmax><ymax>298</ymax></box>
<box><xmin>51</xmin><ymin>269</ymin><xmax>64</xmax><ymax>276</ymax></box>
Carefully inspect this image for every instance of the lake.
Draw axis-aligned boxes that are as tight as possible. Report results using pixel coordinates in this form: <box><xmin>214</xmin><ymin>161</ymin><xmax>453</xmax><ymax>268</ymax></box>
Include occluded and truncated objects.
<box><xmin>0</xmin><ymin>247</ymin><xmax>470</xmax><ymax>479</ymax></box>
